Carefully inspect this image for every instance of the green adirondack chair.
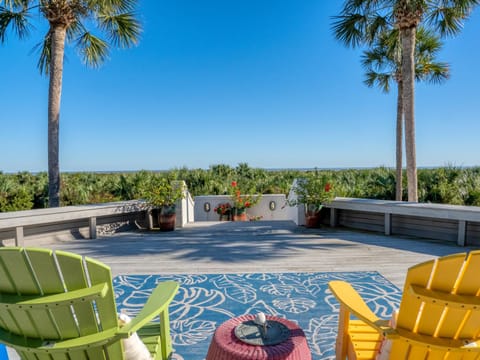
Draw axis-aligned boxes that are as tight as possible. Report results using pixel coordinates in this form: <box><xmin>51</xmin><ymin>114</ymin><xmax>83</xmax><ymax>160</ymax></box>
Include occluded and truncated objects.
<box><xmin>0</xmin><ymin>247</ymin><xmax>179</xmax><ymax>360</ymax></box>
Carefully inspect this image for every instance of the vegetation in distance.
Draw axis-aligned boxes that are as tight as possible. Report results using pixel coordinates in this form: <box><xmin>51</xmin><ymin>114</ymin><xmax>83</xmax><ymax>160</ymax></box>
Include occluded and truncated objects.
<box><xmin>1</xmin><ymin>163</ymin><xmax>480</xmax><ymax>212</ymax></box>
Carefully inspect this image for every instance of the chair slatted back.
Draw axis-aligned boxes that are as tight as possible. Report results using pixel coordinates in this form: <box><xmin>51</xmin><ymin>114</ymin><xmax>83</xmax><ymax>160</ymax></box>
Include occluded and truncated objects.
<box><xmin>392</xmin><ymin>250</ymin><xmax>480</xmax><ymax>358</ymax></box>
<box><xmin>0</xmin><ymin>248</ymin><xmax>123</xmax><ymax>360</ymax></box>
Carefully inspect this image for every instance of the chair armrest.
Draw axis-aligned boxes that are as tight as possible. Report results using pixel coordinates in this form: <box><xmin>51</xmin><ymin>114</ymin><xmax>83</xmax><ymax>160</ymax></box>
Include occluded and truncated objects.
<box><xmin>0</xmin><ymin>325</ymin><xmax>118</xmax><ymax>353</ymax></box>
<box><xmin>329</xmin><ymin>281</ymin><xmax>393</xmax><ymax>335</ymax></box>
<box><xmin>117</xmin><ymin>280</ymin><xmax>179</xmax><ymax>337</ymax></box>
<box><xmin>0</xmin><ymin>283</ymin><xmax>109</xmax><ymax>310</ymax></box>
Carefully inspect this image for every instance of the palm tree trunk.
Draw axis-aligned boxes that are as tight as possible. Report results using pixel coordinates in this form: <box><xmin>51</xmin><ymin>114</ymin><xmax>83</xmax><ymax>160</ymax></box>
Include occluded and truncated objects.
<box><xmin>396</xmin><ymin>80</ymin><xmax>404</xmax><ymax>201</ymax></box>
<box><xmin>48</xmin><ymin>25</ymin><xmax>67</xmax><ymax>207</ymax></box>
<box><xmin>401</xmin><ymin>26</ymin><xmax>418</xmax><ymax>202</ymax></box>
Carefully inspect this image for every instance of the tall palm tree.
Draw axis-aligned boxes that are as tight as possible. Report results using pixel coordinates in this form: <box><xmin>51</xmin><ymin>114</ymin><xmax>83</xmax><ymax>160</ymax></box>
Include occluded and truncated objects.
<box><xmin>362</xmin><ymin>27</ymin><xmax>449</xmax><ymax>201</ymax></box>
<box><xmin>332</xmin><ymin>0</ymin><xmax>478</xmax><ymax>202</ymax></box>
<box><xmin>0</xmin><ymin>0</ymin><xmax>141</xmax><ymax>207</ymax></box>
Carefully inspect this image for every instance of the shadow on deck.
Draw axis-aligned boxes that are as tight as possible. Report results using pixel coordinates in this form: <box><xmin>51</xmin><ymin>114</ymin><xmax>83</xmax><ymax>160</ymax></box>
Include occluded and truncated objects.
<box><xmin>41</xmin><ymin>220</ymin><xmax>478</xmax><ymax>288</ymax></box>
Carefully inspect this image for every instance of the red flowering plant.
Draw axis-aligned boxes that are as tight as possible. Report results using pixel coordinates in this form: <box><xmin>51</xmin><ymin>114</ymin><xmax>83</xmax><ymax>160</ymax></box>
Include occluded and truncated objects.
<box><xmin>214</xmin><ymin>202</ymin><xmax>232</xmax><ymax>216</ymax></box>
<box><xmin>229</xmin><ymin>181</ymin><xmax>261</xmax><ymax>215</ymax></box>
<box><xmin>288</xmin><ymin>174</ymin><xmax>334</xmax><ymax>214</ymax></box>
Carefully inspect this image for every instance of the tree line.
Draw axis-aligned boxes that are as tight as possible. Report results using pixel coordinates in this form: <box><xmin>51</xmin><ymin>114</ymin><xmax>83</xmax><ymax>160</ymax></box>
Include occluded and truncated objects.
<box><xmin>1</xmin><ymin>165</ymin><xmax>480</xmax><ymax>212</ymax></box>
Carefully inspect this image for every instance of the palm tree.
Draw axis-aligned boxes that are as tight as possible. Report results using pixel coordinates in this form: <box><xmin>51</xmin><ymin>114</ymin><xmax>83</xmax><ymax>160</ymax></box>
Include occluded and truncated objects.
<box><xmin>362</xmin><ymin>27</ymin><xmax>449</xmax><ymax>201</ymax></box>
<box><xmin>0</xmin><ymin>0</ymin><xmax>141</xmax><ymax>207</ymax></box>
<box><xmin>332</xmin><ymin>0</ymin><xmax>478</xmax><ymax>202</ymax></box>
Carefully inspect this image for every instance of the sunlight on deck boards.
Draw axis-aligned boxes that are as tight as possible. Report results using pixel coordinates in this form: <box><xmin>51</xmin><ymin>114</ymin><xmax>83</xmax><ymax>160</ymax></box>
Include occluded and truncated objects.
<box><xmin>33</xmin><ymin>220</ymin><xmax>473</xmax><ymax>289</ymax></box>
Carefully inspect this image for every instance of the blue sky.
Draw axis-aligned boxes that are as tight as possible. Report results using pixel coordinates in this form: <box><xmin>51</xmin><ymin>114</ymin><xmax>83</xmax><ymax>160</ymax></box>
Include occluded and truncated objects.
<box><xmin>1</xmin><ymin>1</ymin><xmax>479</xmax><ymax>172</ymax></box>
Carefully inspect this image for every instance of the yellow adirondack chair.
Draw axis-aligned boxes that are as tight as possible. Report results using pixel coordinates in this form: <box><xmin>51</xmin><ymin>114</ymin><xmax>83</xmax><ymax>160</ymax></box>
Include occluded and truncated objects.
<box><xmin>0</xmin><ymin>247</ymin><xmax>179</xmax><ymax>360</ymax></box>
<box><xmin>329</xmin><ymin>251</ymin><xmax>480</xmax><ymax>360</ymax></box>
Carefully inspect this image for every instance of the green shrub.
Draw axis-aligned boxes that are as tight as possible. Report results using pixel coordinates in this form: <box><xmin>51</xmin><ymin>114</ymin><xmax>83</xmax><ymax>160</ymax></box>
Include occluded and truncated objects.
<box><xmin>1</xmin><ymin>165</ymin><xmax>480</xmax><ymax>211</ymax></box>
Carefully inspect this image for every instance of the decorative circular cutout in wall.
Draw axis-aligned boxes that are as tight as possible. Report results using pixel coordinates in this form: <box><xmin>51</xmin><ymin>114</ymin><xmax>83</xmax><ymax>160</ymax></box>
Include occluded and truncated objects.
<box><xmin>269</xmin><ymin>201</ymin><xmax>276</xmax><ymax>211</ymax></box>
<box><xmin>204</xmin><ymin>202</ymin><xmax>211</xmax><ymax>212</ymax></box>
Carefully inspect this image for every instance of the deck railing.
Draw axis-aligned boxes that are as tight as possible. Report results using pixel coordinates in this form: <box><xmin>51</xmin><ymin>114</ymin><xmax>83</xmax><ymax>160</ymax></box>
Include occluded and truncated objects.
<box><xmin>2</xmin><ymin>180</ymin><xmax>479</xmax><ymax>247</ymax></box>
<box><xmin>0</xmin><ymin>200</ymin><xmax>147</xmax><ymax>246</ymax></box>
<box><xmin>286</xmin><ymin>179</ymin><xmax>480</xmax><ymax>246</ymax></box>
<box><xmin>326</xmin><ymin>197</ymin><xmax>480</xmax><ymax>246</ymax></box>
<box><xmin>0</xmin><ymin>184</ymin><xmax>194</xmax><ymax>246</ymax></box>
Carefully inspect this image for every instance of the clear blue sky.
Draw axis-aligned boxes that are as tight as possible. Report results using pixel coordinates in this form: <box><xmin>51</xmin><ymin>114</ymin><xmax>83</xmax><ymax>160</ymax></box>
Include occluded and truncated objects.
<box><xmin>1</xmin><ymin>1</ymin><xmax>479</xmax><ymax>172</ymax></box>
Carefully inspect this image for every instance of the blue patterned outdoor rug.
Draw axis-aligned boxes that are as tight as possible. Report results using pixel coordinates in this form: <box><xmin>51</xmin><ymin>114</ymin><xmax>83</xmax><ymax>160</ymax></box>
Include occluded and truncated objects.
<box><xmin>113</xmin><ymin>272</ymin><xmax>401</xmax><ymax>360</ymax></box>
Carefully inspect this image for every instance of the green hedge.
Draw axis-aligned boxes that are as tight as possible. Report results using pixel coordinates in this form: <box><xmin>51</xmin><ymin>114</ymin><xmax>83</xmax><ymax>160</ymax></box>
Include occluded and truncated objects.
<box><xmin>1</xmin><ymin>164</ymin><xmax>479</xmax><ymax>212</ymax></box>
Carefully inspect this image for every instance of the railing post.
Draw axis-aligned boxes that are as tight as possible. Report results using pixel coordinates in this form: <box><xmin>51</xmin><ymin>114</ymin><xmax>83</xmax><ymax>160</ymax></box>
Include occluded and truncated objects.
<box><xmin>15</xmin><ymin>226</ymin><xmax>24</xmax><ymax>246</ymax></box>
<box><xmin>384</xmin><ymin>213</ymin><xmax>392</xmax><ymax>236</ymax></box>
<box><xmin>330</xmin><ymin>208</ymin><xmax>337</xmax><ymax>227</ymax></box>
<box><xmin>457</xmin><ymin>220</ymin><xmax>466</xmax><ymax>247</ymax></box>
<box><xmin>147</xmin><ymin>209</ymin><xmax>154</xmax><ymax>230</ymax></box>
<box><xmin>89</xmin><ymin>217</ymin><xmax>97</xmax><ymax>239</ymax></box>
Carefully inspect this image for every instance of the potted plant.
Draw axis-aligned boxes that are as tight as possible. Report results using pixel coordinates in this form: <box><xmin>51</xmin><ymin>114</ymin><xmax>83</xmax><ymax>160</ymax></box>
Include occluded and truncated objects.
<box><xmin>143</xmin><ymin>178</ymin><xmax>185</xmax><ymax>231</ymax></box>
<box><xmin>229</xmin><ymin>181</ymin><xmax>261</xmax><ymax>221</ymax></box>
<box><xmin>214</xmin><ymin>202</ymin><xmax>232</xmax><ymax>221</ymax></box>
<box><xmin>288</xmin><ymin>174</ymin><xmax>334</xmax><ymax>228</ymax></box>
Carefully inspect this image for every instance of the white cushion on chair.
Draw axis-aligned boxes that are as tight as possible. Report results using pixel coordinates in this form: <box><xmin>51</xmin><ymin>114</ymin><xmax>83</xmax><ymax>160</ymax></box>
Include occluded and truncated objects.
<box><xmin>119</xmin><ymin>313</ymin><xmax>152</xmax><ymax>360</ymax></box>
<box><xmin>376</xmin><ymin>310</ymin><xmax>398</xmax><ymax>360</ymax></box>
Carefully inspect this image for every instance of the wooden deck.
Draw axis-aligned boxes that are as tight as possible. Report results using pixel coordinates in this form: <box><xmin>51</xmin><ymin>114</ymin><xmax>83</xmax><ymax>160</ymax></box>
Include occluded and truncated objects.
<box><xmin>34</xmin><ymin>220</ymin><xmax>479</xmax><ymax>289</ymax></box>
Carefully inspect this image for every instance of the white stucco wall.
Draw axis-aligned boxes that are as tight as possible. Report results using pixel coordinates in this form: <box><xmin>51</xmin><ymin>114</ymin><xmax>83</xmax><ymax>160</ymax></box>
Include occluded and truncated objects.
<box><xmin>194</xmin><ymin>194</ymin><xmax>289</xmax><ymax>221</ymax></box>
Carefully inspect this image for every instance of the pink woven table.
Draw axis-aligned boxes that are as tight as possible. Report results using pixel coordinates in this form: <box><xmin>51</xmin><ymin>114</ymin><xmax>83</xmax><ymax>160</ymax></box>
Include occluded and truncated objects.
<box><xmin>205</xmin><ymin>314</ymin><xmax>312</xmax><ymax>360</ymax></box>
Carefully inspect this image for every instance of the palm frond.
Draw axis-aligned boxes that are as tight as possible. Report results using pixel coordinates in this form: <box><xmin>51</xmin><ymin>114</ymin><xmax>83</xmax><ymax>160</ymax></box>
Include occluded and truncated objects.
<box><xmin>93</xmin><ymin>0</ymin><xmax>138</xmax><ymax>13</ymax></box>
<box><xmin>0</xmin><ymin>5</ymin><xmax>32</xmax><ymax>42</ymax></box>
<box><xmin>425</xmin><ymin>2</ymin><xmax>478</xmax><ymax>36</ymax></box>
<box><xmin>66</xmin><ymin>17</ymin><xmax>86</xmax><ymax>42</ymax></box>
<box><xmin>97</xmin><ymin>11</ymin><xmax>140</xmax><ymax>48</ymax></box>
<box><xmin>365</xmin><ymin>13</ymin><xmax>391</xmax><ymax>42</ymax></box>
<box><xmin>332</xmin><ymin>0</ymin><xmax>395</xmax><ymax>48</ymax></box>
<box><xmin>4</xmin><ymin>0</ymin><xmax>31</xmax><ymax>8</ymax></box>
<box><xmin>331</xmin><ymin>13</ymin><xmax>370</xmax><ymax>47</ymax></box>
<box><xmin>363</xmin><ymin>70</ymin><xmax>393</xmax><ymax>93</ymax></box>
<box><xmin>362</xmin><ymin>47</ymin><xmax>390</xmax><ymax>71</ymax></box>
<box><xmin>415</xmin><ymin>62</ymin><xmax>450</xmax><ymax>83</ymax></box>
<box><xmin>415</xmin><ymin>27</ymin><xmax>443</xmax><ymax>55</ymax></box>
<box><xmin>343</xmin><ymin>0</ymin><xmax>392</xmax><ymax>14</ymax></box>
<box><xmin>76</xmin><ymin>31</ymin><xmax>109</xmax><ymax>67</ymax></box>
<box><xmin>31</xmin><ymin>31</ymin><xmax>51</xmax><ymax>75</ymax></box>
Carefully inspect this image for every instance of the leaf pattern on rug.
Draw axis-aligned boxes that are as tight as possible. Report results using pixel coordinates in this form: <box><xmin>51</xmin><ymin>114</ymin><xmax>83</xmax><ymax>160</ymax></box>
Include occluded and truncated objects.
<box><xmin>172</xmin><ymin>319</ymin><xmax>217</xmax><ymax>345</ymax></box>
<box><xmin>157</xmin><ymin>274</ymin><xmax>209</xmax><ymax>286</ymax></box>
<box><xmin>245</xmin><ymin>300</ymin><xmax>281</xmax><ymax>317</ymax></box>
<box><xmin>171</xmin><ymin>287</ymin><xmax>234</xmax><ymax>320</ymax></box>
<box><xmin>273</xmin><ymin>297</ymin><xmax>317</xmax><ymax>313</ymax></box>
<box><xmin>114</xmin><ymin>271</ymin><xmax>401</xmax><ymax>360</ymax></box>
<box><xmin>210</xmin><ymin>274</ymin><xmax>257</xmax><ymax>304</ymax></box>
<box><xmin>260</xmin><ymin>283</ymin><xmax>294</xmax><ymax>296</ymax></box>
<box><xmin>305</xmin><ymin>315</ymin><xmax>339</xmax><ymax>357</ymax></box>
<box><xmin>116</xmin><ymin>275</ymin><xmax>152</xmax><ymax>290</ymax></box>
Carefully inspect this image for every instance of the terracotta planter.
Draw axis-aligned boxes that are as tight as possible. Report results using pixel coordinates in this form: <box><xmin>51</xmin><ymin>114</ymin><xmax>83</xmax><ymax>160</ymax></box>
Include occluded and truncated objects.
<box><xmin>159</xmin><ymin>213</ymin><xmax>176</xmax><ymax>231</ymax></box>
<box><xmin>232</xmin><ymin>208</ymin><xmax>247</xmax><ymax>221</ymax></box>
<box><xmin>158</xmin><ymin>205</ymin><xmax>176</xmax><ymax>231</ymax></box>
<box><xmin>305</xmin><ymin>211</ymin><xmax>321</xmax><ymax>228</ymax></box>
<box><xmin>233</xmin><ymin>213</ymin><xmax>247</xmax><ymax>221</ymax></box>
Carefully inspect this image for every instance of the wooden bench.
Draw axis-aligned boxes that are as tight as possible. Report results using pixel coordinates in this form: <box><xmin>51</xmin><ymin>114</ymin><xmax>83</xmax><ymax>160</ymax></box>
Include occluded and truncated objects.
<box><xmin>0</xmin><ymin>200</ymin><xmax>146</xmax><ymax>246</ymax></box>
<box><xmin>328</xmin><ymin>197</ymin><xmax>480</xmax><ymax>246</ymax></box>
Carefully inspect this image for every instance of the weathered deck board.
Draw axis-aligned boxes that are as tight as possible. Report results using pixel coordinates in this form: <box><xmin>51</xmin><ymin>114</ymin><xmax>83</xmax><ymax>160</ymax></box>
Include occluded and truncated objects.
<box><xmin>29</xmin><ymin>220</ymin><xmax>478</xmax><ymax>289</ymax></box>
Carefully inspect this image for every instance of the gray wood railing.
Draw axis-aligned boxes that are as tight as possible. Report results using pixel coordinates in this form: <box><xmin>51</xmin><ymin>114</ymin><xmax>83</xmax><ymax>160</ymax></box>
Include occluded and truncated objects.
<box><xmin>326</xmin><ymin>198</ymin><xmax>480</xmax><ymax>246</ymax></box>
<box><xmin>0</xmin><ymin>201</ymin><xmax>147</xmax><ymax>246</ymax></box>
